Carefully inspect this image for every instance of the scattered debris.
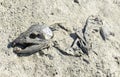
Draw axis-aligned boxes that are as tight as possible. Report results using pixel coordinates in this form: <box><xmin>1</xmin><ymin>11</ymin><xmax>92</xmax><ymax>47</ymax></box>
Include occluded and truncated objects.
<box><xmin>114</xmin><ymin>57</ymin><xmax>120</xmax><ymax>65</ymax></box>
<box><xmin>57</xmin><ymin>23</ymin><xmax>69</xmax><ymax>32</ymax></box>
<box><xmin>73</xmin><ymin>0</ymin><xmax>79</xmax><ymax>4</ymax></box>
<box><xmin>83</xmin><ymin>58</ymin><xmax>90</xmax><ymax>64</ymax></box>
<box><xmin>100</xmin><ymin>27</ymin><xmax>107</xmax><ymax>40</ymax></box>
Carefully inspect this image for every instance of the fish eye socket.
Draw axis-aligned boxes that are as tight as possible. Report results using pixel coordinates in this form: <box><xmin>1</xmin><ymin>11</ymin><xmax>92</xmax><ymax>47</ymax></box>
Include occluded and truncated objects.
<box><xmin>29</xmin><ymin>33</ymin><xmax>37</xmax><ymax>39</ymax></box>
<box><xmin>37</xmin><ymin>34</ymin><xmax>45</xmax><ymax>39</ymax></box>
